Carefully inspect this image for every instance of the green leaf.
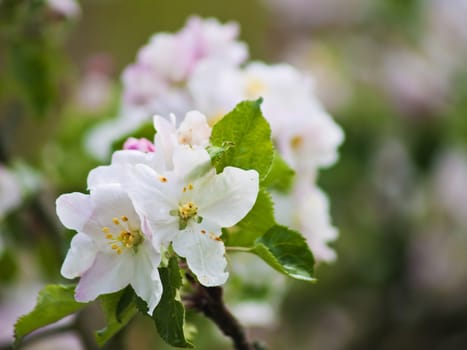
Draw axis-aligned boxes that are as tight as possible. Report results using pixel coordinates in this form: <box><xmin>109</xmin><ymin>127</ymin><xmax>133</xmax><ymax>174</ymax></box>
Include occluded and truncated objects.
<box><xmin>225</xmin><ymin>188</ymin><xmax>275</xmax><ymax>247</ymax></box>
<box><xmin>96</xmin><ymin>288</ymin><xmax>138</xmax><ymax>347</ymax></box>
<box><xmin>252</xmin><ymin>225</ymin><xmax>316</xmax><ymax>282</ymax></box>
<box><xmin>14</xmin><ymin>284</ymin><xmax>86</xmax><ymax>344</ymax></box>
<box><xmin>261</xmin><ymin>150</ymin><xmax>295</xmax><ymax>192</ymax></box>
<box><xmin>0</xmin><ymin>249</ymin><xmax>18</xmax><ymax>283</ymax></box>
<box><xmin>210</xmin><ymin>99</ymin><xmax>273</xmax><ymax>180</ymax></box>
<box><xmin>153</xmin><ymin>256</ymin><xmax>193</xmax><ymax>348</ymax></box>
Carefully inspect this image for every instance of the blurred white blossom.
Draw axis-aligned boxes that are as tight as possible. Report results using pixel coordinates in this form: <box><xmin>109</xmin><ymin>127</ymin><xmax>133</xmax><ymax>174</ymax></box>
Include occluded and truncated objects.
<box><xmin>46</xmin><ymin>0</ymin><xmax>80</xmax><ymax>19</ymax></box>
<box><xmin>433</xmin><ymin>149</ymin><xmax>467</xmax><ymax>228</ymax></box>
<box><xmin>0</xmin><ymin>165</ymin><xmax>22</xmax><ymax>220</ymax></box>
<box><xmin>273</xmin><ymin>180</ymin><xmax>339</xmax><ymax>262</ymax></box>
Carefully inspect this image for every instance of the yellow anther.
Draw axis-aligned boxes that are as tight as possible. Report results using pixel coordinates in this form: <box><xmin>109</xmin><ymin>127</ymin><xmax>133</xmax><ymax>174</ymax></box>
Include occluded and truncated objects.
<box><xmin>111</xmin><ymin>244</ymin><xmax>119</xmax><ymax>250</ymax></box>
<box><xmin>121</xmin><ymin>215</ymin><xmax>128</xmax><ymax>222</ymax></box>
<box><xmin>112</xmin><ymin>217</ymin><xmax>120</xmax><ymax>225</ymax></box>
<box><xmin>105</xmin><ymin>234</ymin><xmax>113</xmax><ymax>239</ymax></box>
<box><xmin>188</xmin><ymin>184</ymin><xmax>193</xmax><ymax>190</ymax></box>
<box><xmin>183</xmin><ymin>187</ymin><xmax>187</xmax><ymax>192</ymax></box>
<box><xmin>159</xmin><ymin>176</ymin><xmax>168</xmax><ymax>183</ymax></box>
<box><xmin>102</xmin><ymin>227</ymin><xmax>110</xmax><ymax>233</ymax></box>
<box><xmin>117</xmin><ymin>249</ymin><xmax>122</xmax><ymax>255</ymax></box>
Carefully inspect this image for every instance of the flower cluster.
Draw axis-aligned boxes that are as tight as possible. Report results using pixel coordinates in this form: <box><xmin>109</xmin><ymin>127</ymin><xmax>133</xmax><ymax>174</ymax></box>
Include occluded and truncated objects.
<box><xmin>86</xmin><ymin>16</ymin><xmax>343</xmax><ymax>262</ymax></box>
<box><xmin>57</xmin><ymin>112</ymin><xmax>259</xmax><ymax>313</ymax></box>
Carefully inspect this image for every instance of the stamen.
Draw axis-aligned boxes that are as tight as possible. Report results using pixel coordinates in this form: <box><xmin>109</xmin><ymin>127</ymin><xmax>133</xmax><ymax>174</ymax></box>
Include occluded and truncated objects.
<box><xmin>290</xmin><ymin>135</ymin><xmax>303</xmax><ymax>149</ymax></box>
<box><xmin>104</xmin><ymin>215</ymin><xmax>143</xmax><ymax>255</ymax></box>
<box><xmin>179</xmin><ymin>201</ymin><xmax>198</xmax><ymax>219</ymax></box>
<box><xmin>159</xmin><ymin>176</ymin><xmax>168</xmax><ymax>183</ymax></box>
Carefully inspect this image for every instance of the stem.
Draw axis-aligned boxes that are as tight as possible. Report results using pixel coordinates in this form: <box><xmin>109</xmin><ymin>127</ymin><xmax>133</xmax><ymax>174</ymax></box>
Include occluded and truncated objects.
<box><xmin>0</xmin><ymin>323</ymin><xmax>74</xmax><ymax>350</ymax></box>
<box><xmin>184</xmin><ymin>274</ymin><xmax>259</xmax><ymax>350</ymax></box>
<box><xmin>225</xmin><ymin>246</ymin><xmax>252</xmax><ymax>252</ymax></box>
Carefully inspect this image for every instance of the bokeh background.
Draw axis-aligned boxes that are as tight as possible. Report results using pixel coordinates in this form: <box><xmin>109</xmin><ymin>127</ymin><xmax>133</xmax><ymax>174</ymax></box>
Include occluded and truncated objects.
<box><xmin>1</xmin><ymin>0</ymin><xmax>467</xmax><ymax>349</ymax></box>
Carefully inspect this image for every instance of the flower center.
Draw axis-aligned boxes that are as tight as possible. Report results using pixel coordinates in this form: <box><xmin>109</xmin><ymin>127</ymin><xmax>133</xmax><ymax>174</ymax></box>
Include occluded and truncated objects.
<box><xmin>290</xmin><ymin>135</ymin><xmax>303</xmax><ymax>150</ymax></box>
<box><xmin>102</xmin><ymin>216</ymin><xmax>143</xmax><ymax>255</ymax></box>
<box><xmin>245</xmin><ymin>77</ymin><xmax>266</xmax><ymax>98</ymax></box>
<box><xmin>179</xmin><ymin>201</ymin><xmax>198</xmax><ymax>220</ymax></box>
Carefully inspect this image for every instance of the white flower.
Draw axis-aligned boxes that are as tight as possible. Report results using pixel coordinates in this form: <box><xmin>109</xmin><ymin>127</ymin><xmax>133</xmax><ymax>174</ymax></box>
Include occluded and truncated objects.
<box><xmin>56</xmin><ymin>184</ymin><xmax>162</xmax><ymax>313</ymax></box>
<box><xmin>0</xmin><ymin>165</ymin><xmax>22</xmax><ymax>220</ymax></box>
<box><xmin>121</xmin><ymin>16</ymin><xmax>247</xmax><ymax>120</ymax></box>
<box><xmin>273</xmin><ymin>179</ymin><xmax>338</xmax><ymax>262</ymax></box>
<box><xmin>128</xmin><ymin>147</ymin><xmax>259</xmax><ymax>286</ymax></box>
<box><xmin>87</xmin><ymin>111</ymin><xmax>212</xmax><ymax>188</ymax></box>
<box><xmin>188</xmin><ymin>61</ymin><xmax>344</xmax><ymax>172</ymax></box>
<box><xmin>433</xmin><ymin>149</ymin><xmax>467</xmax><ymax>228</ymax></box>
<box><xmin>46</xmin><ymin>0</ymin><xmax>81</xmax><ymax>19</ymax></box>
<box><xmin>152</xmin><ymin>111</ymin><xmax>212</xmax><ymax>170</ymax></box>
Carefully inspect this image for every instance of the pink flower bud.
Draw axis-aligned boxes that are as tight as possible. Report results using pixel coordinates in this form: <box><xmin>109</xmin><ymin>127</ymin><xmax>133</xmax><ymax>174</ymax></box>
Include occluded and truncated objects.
<box><xmin>123</xmin><ymin>137</ymin><xmax>156</xmax><ymax>153</ymax></box>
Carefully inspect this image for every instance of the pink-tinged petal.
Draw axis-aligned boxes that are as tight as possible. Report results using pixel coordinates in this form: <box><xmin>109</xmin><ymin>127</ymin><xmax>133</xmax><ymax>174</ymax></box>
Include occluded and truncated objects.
<box><xmin>131</xmin><ymin>241</ymin><xmax>163</xmax><ymax>314</ymax></box>
<box><xmin>61</xmin><ymin>233</ymin><xmax>97</xmax><ymax>279</ymax></box>
<box><xmin>75</xmin><ymin>252</ymin><xmax>133</xmax><ymax>302</ymax></box>
<box><xmin>195</xmin><ymin>167</ymin><xmax>259</xmax><ymax>227</ymax></box>
<box><xmin>56</xmin><ymin>192</ymin><xmax>93</xmax><ymax>231</ymax></box>
<box><xmin>172</xmin><ymin>220</ymin><xmax>228</xmax><ymax>286</ymax></box>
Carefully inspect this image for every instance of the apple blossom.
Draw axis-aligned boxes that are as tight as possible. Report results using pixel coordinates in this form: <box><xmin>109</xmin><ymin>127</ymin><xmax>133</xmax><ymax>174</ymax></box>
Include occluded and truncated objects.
<box><xmin>128</xmin><ymin>146</ymin><xmax>259</xmax><ymax>286</ymax></box>
<box><xmin>273</xmin><ymin>179</ymin><xmax>338</xmax><ymax>262</ymax></box>
<box><xmin>188</xmin><ymin>61</ymin><xmax>344</xmax><ymax>173</ymax></box>
<box><xmin>0</xmin><ymin>165</ymin><xmax>22</xmax><ymax>220</ymax></box>
<box><xmin>46</xmin><ymin>0</ymin><xmax>81</xmax><ymax>19</ymax></box>
<box><xmin>121</xmin><ymin>16</ymin><xmax>247</xmax><ymax>118</ymax></box>
<box><xmin>56</xmin><ymin>184</ymin><xmax>162</xmax><ymax>313</ymax></box>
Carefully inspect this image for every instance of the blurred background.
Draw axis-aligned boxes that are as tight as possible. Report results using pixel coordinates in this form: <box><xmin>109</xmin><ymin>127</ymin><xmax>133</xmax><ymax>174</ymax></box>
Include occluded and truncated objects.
<box><xmin>1</xmin><ymin>0</ymin><xmax>467</xmax><ymax>349</ymax></box>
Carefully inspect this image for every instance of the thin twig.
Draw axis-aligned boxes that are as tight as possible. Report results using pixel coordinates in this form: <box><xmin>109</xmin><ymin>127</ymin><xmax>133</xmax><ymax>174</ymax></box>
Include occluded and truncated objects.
<box><xmin>184</xmin><ymin>273</ymin><xmax>259</xmax><ymax>350</ymax></box>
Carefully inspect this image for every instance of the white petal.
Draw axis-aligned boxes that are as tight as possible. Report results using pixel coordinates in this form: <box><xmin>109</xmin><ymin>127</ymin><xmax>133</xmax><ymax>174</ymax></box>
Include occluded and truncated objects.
<box><xmin>56</xmin><ymin>192</ymin><xmax>93</xmax><ymax>231</ymax></box>
<box><xmin>87</xmin><ymin>165</ymin><xmax>123</xmax><ymax>189</ymax></box>
<box><xmin>75</xmin><ymin>252</ymin><xmax>133</xmax><ymax>302</ymax></box>
<box><xmin>196</xmin><ymin>167</ymin><xmax>259</xmax><ymax>227</ymax></box>
<box><xmin>177</xmin><ymin>111</ymin><xmax>211</xmax><ymax>147</ymax></box>
<box><xmin>60</xmin><ymin>233</ymin><xmax>97</xmax><ymax>279</ymax></box>
<box><xmin>172</xmin><ymin>146</ymin><xmax>212</xmax><ymax>181</ymax></box>
<box><xmin>172</xmin><ymin>220</ymin><xmax>228</xmax><ymax>286</ymax></box>
<box><xmin>131</xmin><ymin>241</ymin><xmax>163</xmax><ymax>314</ymax></box>
<box><xmin>83</xmin><ymin>184</ymin><xmax>140</xmax><ymax>237</ymax></box>
<box><xmin>153</xmin><ymin>115</ymin><xmax>177</xmax><ymax>169</ymax></box>
<box><xmin>87</xmin><ymin>151</ymin><xmax>164</xmax><ymax>190</ymax></box>
<box><xmin>129</xmin><ymin>164</ymin><xmax>178</xmax><ymax>214</ymax></box>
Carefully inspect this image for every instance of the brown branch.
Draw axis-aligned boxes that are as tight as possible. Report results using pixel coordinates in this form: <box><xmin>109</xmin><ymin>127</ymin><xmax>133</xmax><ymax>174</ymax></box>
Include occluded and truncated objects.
<box><xmin>184</xmin><ymin>273</ymin><xmax>263</xmax><ymax>350</ymax></box>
